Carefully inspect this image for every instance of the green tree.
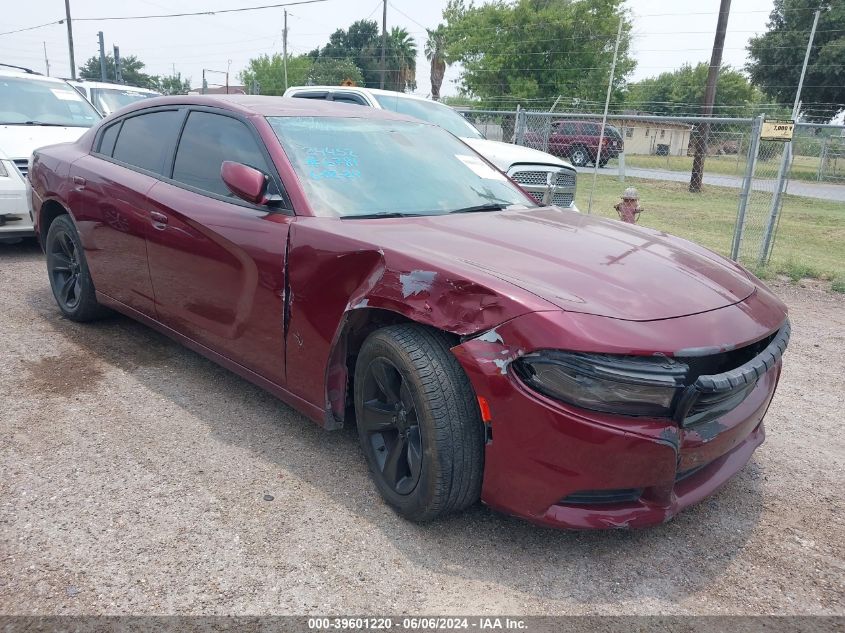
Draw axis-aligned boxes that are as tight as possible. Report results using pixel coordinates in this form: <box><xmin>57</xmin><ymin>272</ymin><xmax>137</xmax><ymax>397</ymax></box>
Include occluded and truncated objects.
<box><xmin>386</xmin><ymin>27</ymin><xmax>417</xmax><ymax>92</ymax></box>
<box><xmin>443</xmin><ymin>0</ymin><xmax>635</xmax><ymax>109</ymax></box>
<box><xmin>149</xmin><ymin>73</ymin><xmax>191</xmax><ymax>95</ymax></box>
<box><xmin>239</xmin><ymin>53</ymin><xmax>313</xmax><ymax>95</ymax></box>
<box><xmin>425</xmin><ymin>24</ymin><xmax>450</xmax><ymax>100</ymax></box>
<box><xmin>306</xmin><ymin>57</ymin><xmax>365</xmax><ymax>86</ymax></box>
<box><xmin>625</xmin><ymin>63</ymin><xmax>763</xmax><ymax>116</ymax></box>
<box><xmin>78</xmin><ymin>53</ymin><xmax>154</xmax><ymax>88</ymax></box>
<box><xmin>320</xmin><ymin>19</ymin><xmax>382</xmax><ymax>88</ymax></box>
<box><xmin>747</xmin><ymin>0</ymin><xmax>845</xmax><ymax>122</ymax></box>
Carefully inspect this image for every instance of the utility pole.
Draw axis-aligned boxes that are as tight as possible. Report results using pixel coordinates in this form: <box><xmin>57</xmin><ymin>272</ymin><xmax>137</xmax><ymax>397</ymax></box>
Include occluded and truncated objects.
<box><xmin>98</xmin><ymin>32</ymin><xmax>107</xmax><ymax>81</ymax></box>
<box><xmin>689</xmin><ymin>0</ymin><xmax>731</xmax><ymax>193</ymax></box>
<box><xmin>64</xmin><ymin>0</ymin><xmax>76</xmax><ymax>79</ymax></box>
<box><xmin>113</xmin><ymin>45</ymin><xmax>123</xmax><ymax>83</ymax></box>
<box><xmin>283</xmin><ymin>9</ymin><xmax>289</xmax><ymax>90</ymax></box>
<box><xmin>202</xmin><ymin>69</ymin><xmax>207</xmax><ymax>94</ymax></box>
<box><xmin>379</xmin><ymin>0</ymin><xmax>387</xmax><ymax>89</ymax></box>
<box><xmin>43</xmin><ymin>42</ymin><xmax>50</xmax><ymax>76</ymax></box>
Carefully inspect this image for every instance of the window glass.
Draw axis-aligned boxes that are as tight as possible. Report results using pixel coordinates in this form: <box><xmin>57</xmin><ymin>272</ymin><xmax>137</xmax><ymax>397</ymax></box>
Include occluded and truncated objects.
<box><xmin>172</xmin><ymin>111</ymin><xmax>273</xmax><ymax>197</ymax></box>
<box><xmin>557</xmin><ymin>122</ymin><xmax>577</xmax><ymax>135</ymax></box>
<box><xmin>373</xmin><ymin>93</ymin><xmax>484</xmax><ymax>139</ymax></box>
<box><xmin>332</xmin><ymin>94</ymin><xmax>367</xmax><ymax>106</ymax></box>
<box><xmin>98</xmin><ymin>122</ymin><xmax>120</xmax><ymax>156</ymax></box>
<box><xmin>268</xmin><ymin>116</ymin><xmax>532</xmax><ymax>218</ymax></box>
<box><xmin>582</xmin><ymin>123</ymin><xmax>600</xmax><ymax>135</ymax></box>
<box><xmin>92</xmin><ymin>88</ymin><xmax>158</xmax><ymax>115</ymax></box>
<box><xmin>112</xmin><ymin>110</ymin><xmax>182</xmax><ymax>174</ymax></box>
<box><xmin>0</xmin><ymin>77</ymin><xmax>100</xmax><ymax>127</ymax></box>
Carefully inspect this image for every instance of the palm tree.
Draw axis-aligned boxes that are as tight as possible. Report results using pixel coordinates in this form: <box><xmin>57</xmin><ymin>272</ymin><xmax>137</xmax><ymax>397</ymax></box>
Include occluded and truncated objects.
<box><xmin>425</xmin><ymin>25</ymin><xmax>448</xmax><ymax>101</ymax></box>
<box><xmin>386</xmin><ymin>27</ymin><xmax>417</xmax><ymax>92</ymax></box>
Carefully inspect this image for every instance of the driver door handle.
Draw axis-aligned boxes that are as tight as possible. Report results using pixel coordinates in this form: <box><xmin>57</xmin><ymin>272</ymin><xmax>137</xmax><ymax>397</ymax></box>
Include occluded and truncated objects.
<box><xmin>150</xmin><ymin>211</ymin><xmax>169</xmax><ymax>229</ymax></box>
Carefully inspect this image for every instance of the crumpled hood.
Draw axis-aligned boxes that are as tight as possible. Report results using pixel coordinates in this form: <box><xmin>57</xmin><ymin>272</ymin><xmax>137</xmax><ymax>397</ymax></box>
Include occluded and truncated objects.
<box><xmin>378</xmin><ymin>208</ymin><xmax>756</xmax><ymax>322</ymax></box>
<box><xmin>462</xmin><ymin>137</ymin><xmax>573</xmax><ymax>172</ymax></box>
<box><xmin>0</xmin><ymin>125</ymin><xmax>90</xmax><ymax>160</ymax></box>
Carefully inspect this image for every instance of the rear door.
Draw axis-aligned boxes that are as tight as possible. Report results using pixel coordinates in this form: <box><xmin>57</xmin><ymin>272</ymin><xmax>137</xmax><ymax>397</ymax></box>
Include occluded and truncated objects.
<box><xmin>144</xmin><ymin>108</ymin><xmax>293</xmax><ymax>385</ymax></box>
<box><xmin>70</xmin><ymin>108</ymin><xmax>183</xmax><ymax>316</ymax></box>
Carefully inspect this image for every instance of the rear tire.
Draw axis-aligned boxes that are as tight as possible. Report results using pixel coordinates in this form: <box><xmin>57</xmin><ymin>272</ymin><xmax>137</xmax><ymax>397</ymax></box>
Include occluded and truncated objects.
<box><xmin>354</xmin><ymin>324</ymin><xmax>484</xmax><ymax>522</ymax></box>
<box><xmin>45</xmin><ymin>214</ymin><xmax>110</xmax><ymax>322</ymax></box>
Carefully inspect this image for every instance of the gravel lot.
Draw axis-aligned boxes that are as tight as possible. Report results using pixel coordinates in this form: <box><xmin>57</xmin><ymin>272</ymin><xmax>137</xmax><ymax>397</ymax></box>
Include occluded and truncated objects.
<box><xmin>1</xmin><ymin>239</ymin><xmax>843</xmax><ymax>616</ymax></box>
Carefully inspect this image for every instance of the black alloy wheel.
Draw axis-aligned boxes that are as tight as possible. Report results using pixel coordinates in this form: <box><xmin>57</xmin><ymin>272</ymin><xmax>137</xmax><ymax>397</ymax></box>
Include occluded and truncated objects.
<box><xmin>48</xmin><ymin>227</ymin><xmax>83</xmax><ymax>311</ymax></box>
<box><xmin>45</xmin><ymin>214</ymin><xmax>109</xmax><ymax>321</ymax></box>
<box><xmin>359</xmin><ymin>356</ymin><xmax>424</xmax><ymax>496</ymax></box>
<box><xmin>354</xmin><ymin>324</ymin><xmax>484</xmax><ymax>522</ymax></box>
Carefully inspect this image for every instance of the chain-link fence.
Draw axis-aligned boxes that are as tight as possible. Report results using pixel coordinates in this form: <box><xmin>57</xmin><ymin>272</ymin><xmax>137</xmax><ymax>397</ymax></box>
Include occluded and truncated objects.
<box><xmin>457</xmin><ymin>107</ymin><xmax>845</xmax><ymax>271</ymax></box>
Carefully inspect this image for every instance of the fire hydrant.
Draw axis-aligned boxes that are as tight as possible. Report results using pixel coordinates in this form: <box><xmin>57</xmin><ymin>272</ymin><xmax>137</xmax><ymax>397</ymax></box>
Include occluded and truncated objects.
<box><xmin>614</xmin><ymin>187</ymin><xmax>642</xmax><ymax>224</ymax></box>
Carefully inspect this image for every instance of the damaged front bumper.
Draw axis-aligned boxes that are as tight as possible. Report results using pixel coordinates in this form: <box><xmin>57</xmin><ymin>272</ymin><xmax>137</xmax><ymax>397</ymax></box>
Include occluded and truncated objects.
<box><xmin>451</xmin><ymin>293</ymin><xmax>787</xmax><ymax>529</ymax></box>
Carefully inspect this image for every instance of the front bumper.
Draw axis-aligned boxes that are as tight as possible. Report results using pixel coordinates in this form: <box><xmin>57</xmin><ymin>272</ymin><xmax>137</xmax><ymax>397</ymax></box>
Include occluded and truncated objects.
<box><xmin>451</xmin><ymin>295</ymin><xmax>786</xmax><ymax>529</ymax></box>
<box><xmin>0</xmin><ymin>160</ymin><xmax>34</xmax><ymax>238</ymax></box>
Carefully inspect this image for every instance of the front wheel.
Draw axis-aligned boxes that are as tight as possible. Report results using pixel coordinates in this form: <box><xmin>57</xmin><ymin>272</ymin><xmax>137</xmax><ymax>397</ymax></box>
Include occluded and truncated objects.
<box><xmin>45</xmin><ymin>214</ymin><xmax>110</xmax><ymax>322</ymax></box>
<box><xmin>354</xmin><ymin>324</ymin><xmax>484</xmax><ymax>522</ymax></box>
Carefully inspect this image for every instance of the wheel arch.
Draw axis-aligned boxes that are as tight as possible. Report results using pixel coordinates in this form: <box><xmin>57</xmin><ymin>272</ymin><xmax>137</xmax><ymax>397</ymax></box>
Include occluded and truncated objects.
<box><xmin>323</xmin><ymin>306</ymin><xmax>460</xmax><ymax>431</ymax></box>
<box><xmin>39</xmin><ymin>198</ymin><xmax>74</xmax><ymax>245</ymax></box>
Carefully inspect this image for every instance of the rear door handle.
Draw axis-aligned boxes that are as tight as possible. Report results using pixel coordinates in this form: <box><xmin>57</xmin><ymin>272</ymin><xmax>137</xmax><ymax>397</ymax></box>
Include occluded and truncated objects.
<box><xmin>150</xmin><ymin>211</ymin><xmax>169</xmax><ymax>229</ymax></box>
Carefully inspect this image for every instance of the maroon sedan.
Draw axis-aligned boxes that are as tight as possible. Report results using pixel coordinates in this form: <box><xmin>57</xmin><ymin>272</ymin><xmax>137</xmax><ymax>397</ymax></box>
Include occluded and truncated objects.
<box><xmin>29</xmin><ymin>96</ymin><xmax>789</xmax><ymax>529</ymax></box>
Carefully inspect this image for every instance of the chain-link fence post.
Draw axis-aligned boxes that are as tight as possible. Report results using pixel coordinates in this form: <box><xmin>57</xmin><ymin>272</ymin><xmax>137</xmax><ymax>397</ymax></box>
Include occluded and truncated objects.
<box><xmin>731</xmin><ymin>115</ymin><xmax>764</xmax><ymax>261</ymax></box>
<box><xmin>514</xmin><ymin>105</ymin><xmax>526</xmax><ymax>147</ymax></box>
<box><xmin>759</xmin><ymin>135</ymin><xmax>794</xmax><ymax>266</ymax></box>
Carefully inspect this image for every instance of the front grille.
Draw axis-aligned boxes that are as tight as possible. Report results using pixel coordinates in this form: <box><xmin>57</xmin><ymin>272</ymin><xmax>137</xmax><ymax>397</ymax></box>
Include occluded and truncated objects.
<box><xmin>552</xmin><ymin>192</ymin><xmax>574</xmax><ymax>207</ymax></box>
<box><xmin>12</xmin><ymin>159</ymin><xmax>28</xmax><ymax>179</ymax></box>
<box><xmin>510</xmin><ymin>170</ymin><xmax>549</xmax><ymax>186</ymax></box>
<box><xmin>559</xmin><ymin>489</ymin><xmax>642</xmax><ymax>505</ymax></box>
<box><xmin>509</xmin><ymin>165</ymin><xmax>577</xmax><ymax>208</ymax></box>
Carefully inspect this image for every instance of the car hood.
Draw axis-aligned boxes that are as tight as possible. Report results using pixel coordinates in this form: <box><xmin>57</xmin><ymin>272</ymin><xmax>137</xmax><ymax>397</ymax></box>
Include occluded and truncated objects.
<box><xmin>461</xmin><ymin>137</ymin><xmax>573</xmax><ymax>172</ymax></box>
<box><xmin>375</xmin><ymin>208</ymin><xmax>756</xmax><ymax>322</ymax></box>
<box><xmin>0</xmin><ymin>125</ymin><xmax>90</xmax><ymax>160</ymax></box>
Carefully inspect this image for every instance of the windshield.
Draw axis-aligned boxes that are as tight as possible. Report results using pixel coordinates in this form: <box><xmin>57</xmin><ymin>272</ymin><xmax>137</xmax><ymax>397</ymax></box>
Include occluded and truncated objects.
<box><xmin>373</xmin><ymin>94</ymin><xmax>484</xmax><ymax>140</ymax></box>
<box><xmin>268</xmin><ymin>116</ymin><xmax>532</xmax><ymax>218</ymax></box>
<box><xmin>92</xmin><ymin>88</ymin><xmax>158</xmax><ymax>114</ymax></box>
<box><xmin>0</xmin><ymin>77</ymin><xmax>100</xmax><ymax>126</ymax></box>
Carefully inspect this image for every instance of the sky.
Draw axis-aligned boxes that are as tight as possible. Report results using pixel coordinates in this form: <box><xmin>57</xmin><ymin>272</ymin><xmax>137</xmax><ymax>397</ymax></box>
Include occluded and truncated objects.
<box><xmin>1</xmin><ymin>0</ymin><xmax>776</xmax><ymax>99</ymax></box>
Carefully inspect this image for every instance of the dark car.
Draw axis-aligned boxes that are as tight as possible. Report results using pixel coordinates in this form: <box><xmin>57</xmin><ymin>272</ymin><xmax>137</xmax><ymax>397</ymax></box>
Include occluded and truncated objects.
<box><xmin>528</xmin><ymin>119</ymin><xmax>624</xmax><ymax>167</ymax></box>
<box><xmin>29</xmin><ymin>95</ymin><xmax>789</xmax><ymax>529</ymax></box>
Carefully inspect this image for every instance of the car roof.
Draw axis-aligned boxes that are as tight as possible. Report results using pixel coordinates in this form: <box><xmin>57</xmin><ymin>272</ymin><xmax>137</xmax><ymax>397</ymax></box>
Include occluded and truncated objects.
<box><xmin>68</xmin><ymin>80</ymin><xmax>159</xmax><ymax>93</ymax></box>
<box><xmin>286</xmin><ymin>85</ymin><xmax>441</xmax><ymax>105</ymax></box>
<box><xmin>0</xmin><ymin>66</ymin><xmax>72</xmax><ymax>84</ymax></box>
<box><xmin>114</xmin><ymin>94</ymin><xmax>424</xmax><ymax>122</ymax></box>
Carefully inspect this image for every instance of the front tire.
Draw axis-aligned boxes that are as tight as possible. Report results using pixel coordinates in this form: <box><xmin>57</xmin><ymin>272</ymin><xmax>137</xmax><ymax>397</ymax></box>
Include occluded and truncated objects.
<box><xmin>45</xmin><ymin>214</ymin><xmax>110</xmax><ymax>322</ymax></box>
<box><xmin>354</xmin><ymin>324</ymin><xmax>484</xmax><ymax>522</ymax></box>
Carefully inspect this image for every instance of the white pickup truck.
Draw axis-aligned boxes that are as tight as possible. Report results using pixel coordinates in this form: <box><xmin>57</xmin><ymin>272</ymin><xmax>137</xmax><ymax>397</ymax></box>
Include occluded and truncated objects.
<box><xmin>283</xmin><ymin>85</ymin><xmax>578</xmax><ymax>209</ymax></box>
<box><xmin>0</xmin><ymin>65</ymin><xmax>101</xmax><ymax>242</ymax></box>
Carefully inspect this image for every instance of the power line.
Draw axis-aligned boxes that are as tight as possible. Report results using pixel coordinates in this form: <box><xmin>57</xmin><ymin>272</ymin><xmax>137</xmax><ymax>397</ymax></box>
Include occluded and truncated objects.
<box><xmin>0</xmin><ymin>20</ymin><xmax>64</xmax><ymax>37</ymax></box>
<box><xmin>74</xmin><ymin>0</ymin><xmax>331</xmax><ymax>21</ymax></box>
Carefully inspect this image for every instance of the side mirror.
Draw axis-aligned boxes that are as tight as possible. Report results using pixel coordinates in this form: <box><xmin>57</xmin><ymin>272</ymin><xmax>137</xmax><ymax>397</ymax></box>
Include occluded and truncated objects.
<box><xmin>221</xmin><ymin>160</ymin><xmax>271</xmax><ymax>205</ymax></box>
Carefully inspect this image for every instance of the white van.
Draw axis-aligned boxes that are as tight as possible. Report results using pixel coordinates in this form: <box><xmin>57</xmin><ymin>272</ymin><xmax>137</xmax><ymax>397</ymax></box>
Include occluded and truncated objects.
<box><xmin>283</xmin><ymin>85</ymin><xmax>578</xmax><ymax>209</ymax></box>
<box><xmin>68</xmin><ymin>80</ymin><xmax>160</xmax><ymax>116</ymax></box>
<box><xmin>0</xmin><ymin>65</ymin><xmax>101</xmax><ymax>241</ymax></box>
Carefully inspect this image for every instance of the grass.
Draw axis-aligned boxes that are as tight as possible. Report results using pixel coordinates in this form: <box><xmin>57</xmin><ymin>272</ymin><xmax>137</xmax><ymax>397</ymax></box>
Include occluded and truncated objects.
<box><xmin>577</xmin><ymin>175</ymin><xmax>845</xmax><ymax>281</ymax></box>
<box><xmin>623</xmin><ymin>153</ymin><xmax>837</xmax><ymax>183</ymax></box>
<box><xmin>832</xmin><ymin>277</ymin><xmax>845</xmax><ymax>294</ymax></box>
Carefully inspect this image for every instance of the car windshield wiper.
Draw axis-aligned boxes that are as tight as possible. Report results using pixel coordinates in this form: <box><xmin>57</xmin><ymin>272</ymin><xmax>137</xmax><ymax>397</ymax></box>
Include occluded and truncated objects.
<box><xmin>2</xmin><ymin>121</ymin><xmax>72</xmax><ymax>127</ymax></box>
<box><xmin>448</xmin><ymin>203</ymin><xmax>510</xmax><ymax>214</ymax></box>
<box><xmin>343</xmin><ymin>212</ymin><xmax>424</xmax><ymax>219</ymax></box>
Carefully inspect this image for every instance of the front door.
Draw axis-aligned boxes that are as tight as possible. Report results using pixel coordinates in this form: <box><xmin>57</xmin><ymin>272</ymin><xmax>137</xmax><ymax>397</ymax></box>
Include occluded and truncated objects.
<box><xmin>144</xmin><ymin>109</ymin><xmax>292</xmax><ymax>385</ymax></box>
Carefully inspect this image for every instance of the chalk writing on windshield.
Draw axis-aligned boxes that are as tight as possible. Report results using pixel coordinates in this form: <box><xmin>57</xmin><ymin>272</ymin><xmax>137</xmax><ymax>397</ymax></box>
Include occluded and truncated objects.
<box><xmin>301</xmin><ymin>146</ymin><xmax>362</xmax><ymax>180</ymax></box>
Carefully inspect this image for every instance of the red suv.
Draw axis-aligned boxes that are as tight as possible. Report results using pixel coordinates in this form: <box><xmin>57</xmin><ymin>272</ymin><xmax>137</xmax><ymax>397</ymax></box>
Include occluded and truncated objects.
<box><xmin>531</xmin><ymin>119</ymin><xmax>624</xmax><ymax>167</ymax></box>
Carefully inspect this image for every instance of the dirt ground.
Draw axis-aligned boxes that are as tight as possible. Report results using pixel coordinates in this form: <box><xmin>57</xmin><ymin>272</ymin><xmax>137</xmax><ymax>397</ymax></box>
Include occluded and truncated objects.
<box><xmin>1</xmin><ymin>239</ymin><xmax>843</xmax><ymax>616</ymax></box>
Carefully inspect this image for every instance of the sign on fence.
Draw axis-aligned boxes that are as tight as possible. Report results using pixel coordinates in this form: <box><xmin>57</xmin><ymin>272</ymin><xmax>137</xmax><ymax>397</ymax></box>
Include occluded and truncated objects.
<box><xmin>760</xmin><ymin>119</ymin><xmax>795</xmax><ymax>142</ymax></box>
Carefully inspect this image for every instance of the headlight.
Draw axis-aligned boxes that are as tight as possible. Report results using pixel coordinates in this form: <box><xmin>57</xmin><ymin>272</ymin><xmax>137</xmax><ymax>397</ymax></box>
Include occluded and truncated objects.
<box><xmin>0</xmin><ymin>161</ymin><xmax>8</xmax><ymax>178</ymax></box>
<box><xmin>513</xmin><ymin>351</ymin><xmax>688</xmax><ymax>417</ymax></box>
